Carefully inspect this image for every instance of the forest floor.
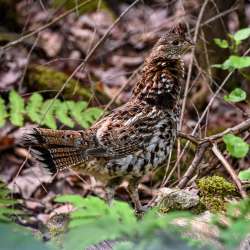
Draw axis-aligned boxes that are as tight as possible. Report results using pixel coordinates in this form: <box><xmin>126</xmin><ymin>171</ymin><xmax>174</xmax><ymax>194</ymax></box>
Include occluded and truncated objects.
<box><xmin>0</xmin><ymin>1</ymin><xmax>250</xmax><ymax>249</ymax></box>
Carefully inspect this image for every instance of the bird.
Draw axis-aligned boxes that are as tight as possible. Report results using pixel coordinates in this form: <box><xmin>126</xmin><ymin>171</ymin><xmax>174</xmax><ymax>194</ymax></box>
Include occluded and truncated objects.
<box><xmin>23</xmin><ymin>24</ymin><xmax>193</xmax><ymax>212</ymax></box>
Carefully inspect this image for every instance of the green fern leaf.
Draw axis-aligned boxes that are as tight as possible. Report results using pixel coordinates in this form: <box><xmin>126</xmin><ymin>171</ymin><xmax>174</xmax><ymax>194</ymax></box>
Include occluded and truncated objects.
<box><xmin>9</xmin><ymin>90</ymin><xmax>25</xmax><ymax>127</ymax></box>
<box><xmin>55</xmin><ymin>101</ymin><xmax>75</xmax><ymax>128</ymax></box>
<box><xmin>80</xmin><ymin>107</ymin><xmax>103</xmax><ymax>128</ymax></box>
<box><xmin>0</xmin><ymin>183</ymin><xmax>20</xmax><ymax>222</ymax></box>
<box><xmin>0</xmin><ymin>97</ymin><xmax>8</xmax><ymax>127</ymax></box>
<box><xmin>40</xmin><ymin>99</ymin><xmax>59</xmax><ymax>129</ymax></box>
<box><xmin>67</xmin><ymin>101</ymin><xmax>88</xmax><ymax>127</ymax></box>
<box><xmin>67</xmin><ymin>101</ymin><xmax>103</xmax><ymax>128</ymax></box>
<box><xmin>26</xmin><ymin>93</ymin><xmax>43</xmax><ymax>123</ymax></box>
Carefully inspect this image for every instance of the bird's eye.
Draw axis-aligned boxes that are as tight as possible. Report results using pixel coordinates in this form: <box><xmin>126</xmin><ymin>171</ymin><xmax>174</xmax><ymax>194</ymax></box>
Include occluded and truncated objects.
<box><xmin>172</xmin><ymin>40</ymin><xmax>179</xmax><ymax>45</ymax></box>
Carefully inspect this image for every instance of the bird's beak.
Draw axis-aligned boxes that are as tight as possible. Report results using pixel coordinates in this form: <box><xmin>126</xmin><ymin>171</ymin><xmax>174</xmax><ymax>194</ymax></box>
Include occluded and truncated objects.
<box><xmin>182</xmin><ymin>39</ymin><xmax>194</xmax><ymax>53</ymax></box>
<box><xmin>187</xmin><ymin>39</ymin><xmax>194</xmax><ymax>48</ymax></box>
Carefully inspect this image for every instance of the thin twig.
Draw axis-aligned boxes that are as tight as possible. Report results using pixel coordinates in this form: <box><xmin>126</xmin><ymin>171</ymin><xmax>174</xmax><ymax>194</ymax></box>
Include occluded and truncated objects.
<box><xmin>196</xmin><ymin>5</ymin><xmax>239</xmax><ymax>31</ymax></box>
<box><xmin>161</xmin><ymin>144</ymin><xmax>174</xmax><ymax>187</ymax></box>
<box><xmin>102</xmin><ymin>64</ymin><xmax>143</xmax><ymax>114</ymax></box>
<box><xmin>178</xmin><ymin>142</ymin><xmax>209</xmax><ymax>188</ymax></box>
<box><xmin>179</xmin><ymin>0</ymin><xmax>210</xmax><ymax>130</ymax></box>
<box><xmin>69</xmin><ymin>168</ymin><xmax>89</xmax><ymax>185</ymax></box>
<box><xmin>173</xmin><ymin>0</ymin><xmax>209</xmax><ymax>186</ymax></box>
<box><xmin>211</xmin><ymin>144</ymin><xmax>248</xmax><ymax>198</ymax></box>
<box><xmin>205</xmin><ymin>117</ymin><xmax>250</xmax><ymax>142</ymax></box>
<box><xmin>18</xmin><ymin>34</ymin><xmax>40</xmax><ymax>92</ymax></box>
<box><xmin>177</xmin><ymin>117</ymin><xmax>250</xmax><ymax>188</ymax></box>
<box><xmin>191</xmin><ymin>46</ymin><xmax>250</xmax><ymax>136</ymax></box>
<box><xmin>177</xmin><ymin>131</ymin><xmax>200</xmax><ymax>145</ymax></box>
<box><xmin>172</xmin><ymin>47</ymin><xmax>250</xmax><ymax>181</ymax></box>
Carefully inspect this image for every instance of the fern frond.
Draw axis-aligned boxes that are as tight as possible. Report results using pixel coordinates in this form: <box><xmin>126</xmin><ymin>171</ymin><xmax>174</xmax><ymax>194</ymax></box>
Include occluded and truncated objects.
<box><xmin>55</xmin><ymin>101</ymin><xmax>74</xmax><ymax>128</ymax></box>
<box><xmin>9</xmin><ymin>90</ymin><xmax>25</xmax><ymax>127</ymax></box>
<box><xmin>26</xmin><ymin>93</ymin><xmax>43</xmax><ymax>123</ymax></box>
<box><xmin>0</xmin><ymin>183</ymin><xmax>20</xmax><ymax>222</ymax></box>
<box><xmin>0</xmin><ymin>97</ymin><xmax>8</xmax><ymax>127</ymax></box>
<box><xmin>80</xmin><ymin>107</ymin><xmax>103</xmax><ymax>128</ymax></box>
<box><xmin>67</xmin><ymin>101</ymin><xmax>88</xmax><ymax>127</ymax></box>
<box><xmin>2</xmin><ymin>91</ymin><xmax>103</xmax><ymax>129</ymax></box>
<box><xmin>40</xmin><ymin>99</ymin><xmax>60</xmax><ymax>129</ymax></box>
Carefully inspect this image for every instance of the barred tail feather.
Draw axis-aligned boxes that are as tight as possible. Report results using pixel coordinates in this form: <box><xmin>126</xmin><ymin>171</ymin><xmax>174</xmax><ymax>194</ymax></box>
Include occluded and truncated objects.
<box><xmin>23</xmin><ymin>128</ymin><xmax>84</xmax><ymax>147</ymax></box>
<box><xmin>22</xmin><ymin>128</ymin><xmax>86</xmax><ymax>174</ymax></box>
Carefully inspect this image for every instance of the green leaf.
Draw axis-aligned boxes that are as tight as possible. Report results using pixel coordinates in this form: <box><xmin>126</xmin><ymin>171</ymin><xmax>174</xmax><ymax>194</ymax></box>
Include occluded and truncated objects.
<box><xmin>55</xmin><ymin>101</ymin><xmax>74</xmax><ymax>128</ymax></box>
<box><xmin>214</xmin><ymin>38</ymin><xmax>229</xmax><ymax>48</ymax></box>
<box><xmin>220</xmin><ymin>220</ymin><xmax>250</xmax><ymax>249</ymax></box>
<box><xmin>9</xmin><ymin>90</ymin><xmax>25</xmax><ymax>127</ymax></box>
<box><xmin>67</xmin><ymin>101</ymin><xmax>103</xmax><ymax>128</ymax></box>
<box><xmin>238</xmin><ymin>169</ymin><xmax>250</xmax><ymax>181</ymax></box>
<box><xmin>224</xmin><ymin>88</ymin><xmax>247</xmax><ymax>102</ymax></box>
<box><xmin>40</xmin><ymin>99</ymin><xmax>59</xmax><ymax>129</ymax></box>
<box><xmin>0</xmin><ymin>183</ymin><xmax>20</xmax><ymax>222</ymax></box>
<box><xmin>56</xmin><ymin>197</ymin><xmax>134</xmax><ymax>250</ymax></box>
<box><xmin>233</xmin><ymin>27</ymin><xmax>250</xmax><ymax>42</ymax></box>
<box><xmin>55</xmin><ymin>194</ymin><xmax>87</xmax><ymax>208</ymax></box>
<box><xmin>0</xmin><ymin>97</ymin><xmax>8</xmax><ymax>127</ymax></box>
<box><xmin>26</xmin><ymin>93</ymin><xmax>43</xmax><ymax>123</ymax></box>
<box><xmin>223</xmin><ymin>134</ymin><xmax>249</xmax><ymax>158</ymax></box>
<box><xmin>54</xmin><ymin>195</ymin><xmax>198</xmax><ymax>250</ymax></box>
<box><xmin>67</xmin><ymin>101</ymin><xmax>88</xmax><ymax>127</ymax></box>
<box><xmin>114</xmin><ymin>242</ymin><xmax>134</xmax><ymax>250</ymax></box>
<box><xmin>80</xmin><ymin>107</ymin><xmax>103</xmax><ymax>128</ymax></box>
<box><xmin>221</xmin><ymin>56</ymin><xmax>250</xmax><ymax>70</ymax></box>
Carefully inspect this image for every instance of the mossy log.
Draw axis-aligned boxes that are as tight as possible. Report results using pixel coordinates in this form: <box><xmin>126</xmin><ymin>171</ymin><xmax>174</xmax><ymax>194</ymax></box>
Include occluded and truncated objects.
<box><xmin>26</xmin><ymin>65</ymin><xmax>110</xmax><ymax>104</ymax></box>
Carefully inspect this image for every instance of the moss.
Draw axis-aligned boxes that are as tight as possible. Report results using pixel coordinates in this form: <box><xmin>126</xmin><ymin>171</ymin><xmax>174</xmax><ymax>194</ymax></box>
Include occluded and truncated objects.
<box><xmin>199</xmin><ymin>196</ymin><xmax>226</xmax><ymax>213</ymax></box>
<box><xmin>47</xmin><ymin>213</ymin><xmax>69</xmax><ymax>237</ymax></box>
<box><xmin>26</xmin><ymin>65</ymin><xmax>110</xmax><ymax>104</ymax></box>
<box><xmin>197</xmin><ymin>176</ymin><xmax>236</xmax><ymax>213</ymax></box>
<box><xmin>197</xmin><ymin>176</ymin><xmax>236</xmax><ymax>197</ymax></box>
<box><xmin>205</xmin><ymin>127</ymin><xmax>228</xmax><ymax>137</ymax></box>
<box><xmin>46</xmin><ymin>213</ymin><xmax>69</xmax><ymax>246</ymax></box>
<box><xmin>52</xmin><ymin>0</ymin><xmax>112</xmax><ymax>15</ymax></box>
<box><xmin>27</xmin><ymin>65</ymin><xmax>92</xmax><ymax>100</ymax></box>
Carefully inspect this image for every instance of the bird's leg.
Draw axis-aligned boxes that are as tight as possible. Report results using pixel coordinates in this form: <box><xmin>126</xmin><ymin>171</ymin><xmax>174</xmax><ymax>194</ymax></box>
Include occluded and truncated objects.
<box><xmin>128</xmin><ymin>178</ymin><xmax>145</xmax><ymax>212</ymax></box>
<box><xmin>106</xmin><ymin>186</ymin><xmax>115</xmax><ymax>206</ymax></box>
<box><xmin>106</xmin><ymin>177</ymin><xmax>123</xmax><ymax>206</ymax></box>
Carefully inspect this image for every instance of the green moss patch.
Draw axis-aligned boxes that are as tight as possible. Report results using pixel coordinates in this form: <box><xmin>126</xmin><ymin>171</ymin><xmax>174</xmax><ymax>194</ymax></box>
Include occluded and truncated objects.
<box><xmin>197</xmin><ymin>176</ymin><xmax>236</xmax><ymax>213</ymax></box>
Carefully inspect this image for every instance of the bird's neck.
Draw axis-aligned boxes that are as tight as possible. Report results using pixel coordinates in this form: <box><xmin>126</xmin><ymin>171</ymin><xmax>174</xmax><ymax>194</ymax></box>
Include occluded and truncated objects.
<box><xmin>131</xmin><ymin>56</ymin><xmax>184</xmax><ymax>109</ymax></box>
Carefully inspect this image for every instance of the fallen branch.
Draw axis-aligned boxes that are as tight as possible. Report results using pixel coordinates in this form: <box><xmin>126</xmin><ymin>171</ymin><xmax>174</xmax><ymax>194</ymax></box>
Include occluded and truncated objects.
<box><xmin>178</xmin><ymin>142</ymin><xmax>209</xmax><ymax>189</ymax></box>
<box><xmin>177</xmin><ymin>117</ymin><xmax>250</xmax><ymax>193</ymax></box>
<box><xmin>211</xmin><ymin>144</ymin><xmax>248</xmax><ymax>198</ymax></box>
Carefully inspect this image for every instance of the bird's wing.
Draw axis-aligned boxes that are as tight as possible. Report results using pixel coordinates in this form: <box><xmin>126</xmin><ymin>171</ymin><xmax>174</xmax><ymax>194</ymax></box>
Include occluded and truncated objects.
<box><xmin>86</xmin><ymin>107</ymin><xmax>160</xmax><ymax>158</ymax></box>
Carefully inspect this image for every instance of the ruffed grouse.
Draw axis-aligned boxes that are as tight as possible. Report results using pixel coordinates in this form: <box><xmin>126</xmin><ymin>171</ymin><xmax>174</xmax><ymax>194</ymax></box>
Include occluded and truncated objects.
<box><xmin>23</xmin><ymin>24</ymin><xmax>192</xmax><ymax>211</ymax></box>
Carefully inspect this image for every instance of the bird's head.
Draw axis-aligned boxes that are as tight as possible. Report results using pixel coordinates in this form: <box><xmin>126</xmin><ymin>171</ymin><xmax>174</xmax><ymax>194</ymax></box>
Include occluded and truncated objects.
<box><xmin>150</xmin><ymin>23</ymin><xmax>193</xmax><ymax>60</ymax></box>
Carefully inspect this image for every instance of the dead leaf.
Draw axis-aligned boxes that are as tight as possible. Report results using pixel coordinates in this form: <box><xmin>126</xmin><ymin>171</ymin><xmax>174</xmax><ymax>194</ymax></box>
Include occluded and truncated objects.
<box><xmin>40</xmin><ymin>31</ymin><xmax>63</xmax><ymax>57</ymax></box>
<box><xmin>8</xmin><ymin>165</ymin><xmax>52</xmax><ymax>198</ymax></box>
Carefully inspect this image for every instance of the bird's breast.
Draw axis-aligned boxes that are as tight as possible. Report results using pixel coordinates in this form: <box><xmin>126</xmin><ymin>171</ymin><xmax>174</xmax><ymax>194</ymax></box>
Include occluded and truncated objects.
<box><xmin>104</xmin><ymin>118</ymin><xmax>177</xmax><ymax>178</ymax></box>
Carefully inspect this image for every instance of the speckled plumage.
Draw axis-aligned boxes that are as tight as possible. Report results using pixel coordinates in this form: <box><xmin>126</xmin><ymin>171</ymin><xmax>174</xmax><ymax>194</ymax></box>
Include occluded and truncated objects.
<box><xmin>23</xmin><ymin>24</ymin><xmax>192</xmax><ymax>211</ymax></box>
